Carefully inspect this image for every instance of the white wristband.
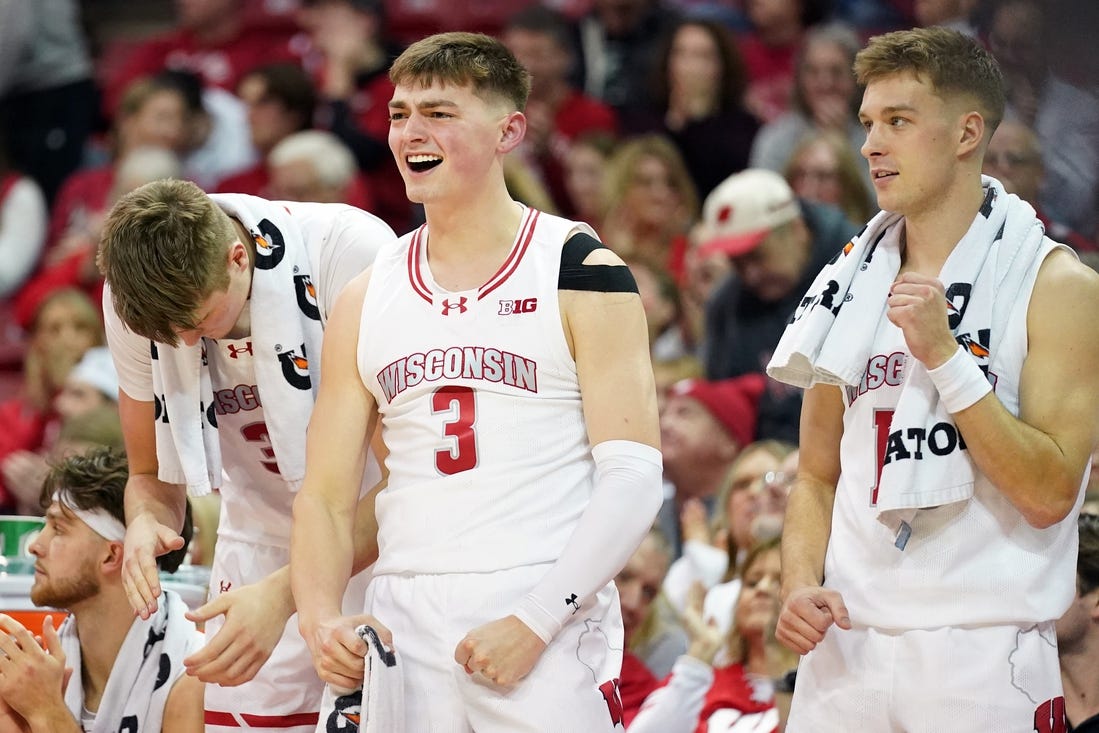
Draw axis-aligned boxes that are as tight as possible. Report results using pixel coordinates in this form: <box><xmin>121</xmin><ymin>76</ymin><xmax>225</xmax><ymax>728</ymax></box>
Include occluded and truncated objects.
<box><xmin>926</xmin><ymin>345</ymin><xmax>992</xmax><ymax>413</ymax></box>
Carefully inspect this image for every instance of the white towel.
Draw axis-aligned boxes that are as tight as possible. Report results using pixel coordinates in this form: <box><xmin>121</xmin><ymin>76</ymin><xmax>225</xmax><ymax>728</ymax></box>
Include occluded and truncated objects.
<box><xmin>60</xmin><ymin>590</ymin><xmax>202</xmax><ymax>733</ymax></box>
<box><xmin>768</xmin><ymin>177</ymin><xmax>1051</xmax><ymax>542</ymax></box>
<box><xmin>151</xmin><ymin>194</ymin><xmax>324</xmax><ymax>495</ymax></box>
<box><xmin>316</xmin><ymin>625</ymin><xmax>404</xmax><ymax>733</ymax></box>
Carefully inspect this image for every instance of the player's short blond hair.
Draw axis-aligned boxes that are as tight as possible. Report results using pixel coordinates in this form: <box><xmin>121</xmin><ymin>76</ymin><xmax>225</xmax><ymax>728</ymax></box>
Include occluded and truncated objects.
<box><xmin>389</xmin><ymin>31</ymin><xmax>531</xmax><ymax>111</ymax></box>
<box><xmin>98</xmin><ymin>179</ymin><xmax>236</xmax><ymax>346</ymax></box>
<box><xmin>854</xmin><ymin>26</ymin><xmax>1006</xmax><ymax>139</ymax></box>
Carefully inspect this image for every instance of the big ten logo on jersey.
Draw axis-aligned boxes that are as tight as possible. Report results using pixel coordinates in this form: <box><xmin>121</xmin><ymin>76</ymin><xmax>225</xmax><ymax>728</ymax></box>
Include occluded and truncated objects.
<box><xmin>498</xmin><ymin>297</ymin><xmax>537</xmax><ymax>316</ymax></box>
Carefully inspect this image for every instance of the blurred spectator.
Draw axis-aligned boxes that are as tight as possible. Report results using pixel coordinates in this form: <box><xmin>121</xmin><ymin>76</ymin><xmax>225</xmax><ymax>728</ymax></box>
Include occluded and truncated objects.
<box><xmin>215</xmin><ymin>62</ymin><xmax>316</xmax><ymax>196</ymax></box>
<box><xmin>14</xmin><ymin>146</ymin><xmax>182</xmax><ymax>330</ymax></box>
<box><xmin>703</xmin><ymin>446</ymin><xmax>798</xmax><ymax>634</ymax></box>
<box><xmin>1035</xmin><ymin>0</ymin><xmax>1099</xmax><ymax>241</ymax></box>
<box><xmin>701</xmin><ymin>169</ymin><xmax>858</xmax><ymax>443</ymax></box>
<box><xmin>737</xmin><ymin>0</ymin><xmax>829</xmax><ymax>124</ymax></box>
<box><xmin>663</xmin><ymin>439</ymin><xmax>793</xmax><ymax>617</ymax></box>
<box><xmin>563</xmin><ymin>132</ymin><xmax>617</xmax><ymax>227</ymax></box>
<box><xmin>983</xmin><ymin>119</ymin><xmax>1097</xmax><ymax>253</ymax></box>
<box><xmin>784</xmin><ymin>129</ymin><xmax>876</xmax><ymax>225</ymax></box>
<box><xmin>0</xmin><ymin>137</ymin><xmax>49</xmax><ymax>300</ymax></box>
<box><xmin>749</xmin><ymin>23</ymin><xmax>867</xmax><ymax>190</ymax></box>
<box><xmin>102</xmin><ymin>0</ymin><xmax>300</xmax><ymax>118</ymax></box>
<box><xmin>297</xmin><ymin>0</ymin><xmax>412</xmax><ymax>232</ymax></box>
<box><xmin>984</xmin><ymin>0</ymin><xmax>1046</xmax><ymax>126</ymax></box>
<box><xmin>679</xmin><ymin>223</ymin><xmax>733</xmax><ymax>358</ymax></box>
<box><xmin>267</xmin><ymin>129</ymin><xmax>375</xmax><ymax>208</ymax></box>
<box><xmin>4</xmin><ymin>357</ymin><xmax>125</xmax><ymax>513</ymax></box>
<box><xmin>652</xmin><ymin>354</ymin><xmax>706</xmax><ymax>415</ymax></box>
<box><xmin>658</xmin><ymin>374</ymin><xmax>766</xmax><ymax>557</ymax></box>
<box><xmin>629</xmin><ymin>537</ymin><xmax>797</xmax><ymax>733</ymax></box>
<box><xmin>159</xmin><ymin>68</ymin><xmax>257</xmax><ymax>191</ymax></box>
<box><xmin>503</xmin><ymin>5</ymin><xmax>618</xmax><ymax>216</ymax></box>
<box><xmin>601</xmin><ymin>134</ymin><xmax>699</xmax><ymax>283</ymax></box>
<box><xmin>568</xmin><ymin>0</ymin><xmax>682</xmax><ymax>113</ymax></box>
<box><xmin>628</xmin><ymin>257</ymin><xmax>692</xmax><ymax>360</ymax></box>
<box><xmin>0</xmin><ymin>0</ymin><xmax>96</xmax><ymax>204</ymax></box>
<box><xmin>618</xmin><ymin>529</ymin><xmax>689</xmax><ymax>685</ymax></box>
<box><xmin>53</xmin><ymin>346</ymin><xmax>119</xmax><ymax>423</ymax></box>
<box><xmin>623</xmin><ymin>17</ymin><xmax>759</xmax><ymax>199</ymax></box>
<box><xmin>1057</xmin><ymin>513</ymin><xmax>1099</xmax><ymax>732</ymax></box>
<box><xmin>912</xmin><ymin>0</ymin><xmax>979</xmax><ymax>35</ymax></box>
<box><xmin>45</xmin><ymin>73</ymin><xmax>192</xmax><ymax>262</ymax></box>
<box><xmin>53</xmin><ymin>403</ymin><xmax>126</xmax><ymax>456</ymax></box>
<box><xmin>0</xmin><ymin>289</ymin><xmax>103</xmax><ymax>513</ymax></box>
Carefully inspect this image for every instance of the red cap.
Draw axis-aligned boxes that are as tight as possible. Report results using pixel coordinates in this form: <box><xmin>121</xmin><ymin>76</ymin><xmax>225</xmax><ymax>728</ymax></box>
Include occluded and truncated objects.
<box><xmin>669</xmin><ymin>373</ymin><xmax>767</xmax><ymax>448</ymax></box>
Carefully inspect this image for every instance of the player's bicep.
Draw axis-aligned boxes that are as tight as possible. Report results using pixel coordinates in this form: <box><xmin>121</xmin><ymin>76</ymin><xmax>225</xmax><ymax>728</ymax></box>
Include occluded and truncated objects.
<box><xmin>1019</xmin><ymin>252</ymin><xmax>1099</xmax><ymax>476</ymax></box>
<box><xmin>796</xmin><ymin>383</ymin><xmax>844</xmax><ymax>493</ymax></box>
<box><xmin>305</xmin><ymin>270</ymin><xmax>378</xmax><ymax>501</ymax></box>
<box><xmin>562</xmin><ymin>248</ymin><xmax>659</xmax><ymax>449</ymax></box>
<box><xmin>118</xmin><ymin>389</ymin><xmax>159</xmax><ymax>476</ymax></box>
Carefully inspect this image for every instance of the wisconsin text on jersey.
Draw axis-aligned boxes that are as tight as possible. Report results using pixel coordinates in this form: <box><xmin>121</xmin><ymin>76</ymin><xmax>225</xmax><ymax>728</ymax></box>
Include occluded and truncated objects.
<box><xmin>377</xmin><ymin>347</ymin><xmax>538</xmax><ymax>403</ymax></box>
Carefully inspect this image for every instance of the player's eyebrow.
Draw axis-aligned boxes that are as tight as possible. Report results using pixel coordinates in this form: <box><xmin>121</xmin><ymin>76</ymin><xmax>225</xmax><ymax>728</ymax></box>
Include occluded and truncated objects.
<box><xmin>859</xmin><ymin>103</ymin><xmax>918</xmax><ymax>120</ymax></box>
<box><xmin>388</xmin><ymin>98</ymin><xmax>459</xmax><ymax>111</ymax></box>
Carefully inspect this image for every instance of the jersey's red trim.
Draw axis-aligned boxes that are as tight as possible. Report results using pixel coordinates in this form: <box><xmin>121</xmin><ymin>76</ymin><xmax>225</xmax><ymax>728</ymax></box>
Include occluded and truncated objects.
<box><xmin>204</xmin><ymin>710</ymin><xmax>320</xmax><ymax>728</ymax></box>
<box><xmin>479</xmin><ymin>208</ymin><xmax>539</xmax><ymax>301</ymax></box>
<box><xmin>406</xmin><ymin>224</ymin><xmax>432</xmax><ymax>304</ymax></box>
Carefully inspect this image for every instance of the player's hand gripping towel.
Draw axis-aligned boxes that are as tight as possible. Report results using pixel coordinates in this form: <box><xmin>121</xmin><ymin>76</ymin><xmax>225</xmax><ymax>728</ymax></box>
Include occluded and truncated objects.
<box><xmin>316</xmin><ymin>625</ymin><xmax>404</xmax><ymax>733</ymax></box>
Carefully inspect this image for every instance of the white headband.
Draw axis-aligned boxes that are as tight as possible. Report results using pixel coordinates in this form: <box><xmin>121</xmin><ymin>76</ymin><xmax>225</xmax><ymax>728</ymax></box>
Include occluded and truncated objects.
<box><xmin>53</xmin><ymin>492</ymin><xmax>127</xmax><ymax>543</ymax></box>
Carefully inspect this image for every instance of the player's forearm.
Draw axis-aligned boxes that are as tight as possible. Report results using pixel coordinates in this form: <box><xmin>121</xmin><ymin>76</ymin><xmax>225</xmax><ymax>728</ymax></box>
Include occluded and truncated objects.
<box><xmin>124</xmin><ymin>473</ymin><xmax>187</xmax><ymax>532</ymax></box>
<box><xmin>514</xmin><ymin>441</ymin><xmax>663</xmax><ymax>643</ymax></box>
<box><xmin>952</xmin><ymin>394</ymin><xmax>1082</xmax><ymax>527</ymax></box>
<box><xmin>291</xmin><ymin>490</ymin><xmax>356</xmax><ymax>630</ymax></box>
<box><xmin>780</xmin><ymin>478</ymin><xmax>835</xmax><ymax>599</ymax></box>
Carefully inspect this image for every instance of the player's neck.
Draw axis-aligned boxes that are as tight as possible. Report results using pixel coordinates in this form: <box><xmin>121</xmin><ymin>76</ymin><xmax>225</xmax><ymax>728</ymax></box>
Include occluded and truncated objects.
<box><xmin>74</xmin><ymin>591</ymin><xmax>137</xmax><ymax>701</ymax></box>
<box><xmin>423</xmin><ymin>189</ymin><xmax>524</xmax><ymax>291</ymax></box>
<box><xmin>227</xmin><ymin>218</ymin><xmax>254</xmax><ymax>338</ymax></box>
<box><xmin>1060</xmin><ymin>637</ymin><xmax>1099</xmax><ymax>725</ymax></box>
<box><xmin>899</xmin><ymin>178</ymin><xmax>986</xmax><ymax>276</ymax></box>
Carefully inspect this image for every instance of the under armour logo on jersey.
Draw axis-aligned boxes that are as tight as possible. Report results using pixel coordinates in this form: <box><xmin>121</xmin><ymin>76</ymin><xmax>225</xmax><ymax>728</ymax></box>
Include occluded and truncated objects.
<box><xmin>441</xmin><ymin>296</ymin><xmax>468</xmax><ymax>316</ymax></box>
<box><xmin>219</xmin><ymin>581</ymin><xmax>232</xmax><ymax>594</ymax></box>
<box><xmin>498</xmin><ymin>297</ymin><xmax>537</xmax><ymax>315</ymax></box>
<box><xmin>565</xmin><ymin>593</ymin><xmax>579</xmax><ymax>612</ymax></box>
<box><xmin>227</xmin><ymin>342</ymin><xmax>253</xmax><ymax>359</ymax></box>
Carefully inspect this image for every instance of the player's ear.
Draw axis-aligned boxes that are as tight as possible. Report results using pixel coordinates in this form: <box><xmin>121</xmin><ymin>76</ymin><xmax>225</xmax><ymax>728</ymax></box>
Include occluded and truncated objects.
<box><xmin>498</xmin><ymin>110</ymin><xmax>526</xmax><ymax>155</ymax></box>
<box><xmin>227</xmin><ymin>240</ymin><xmax>249</xmax><ymax>273</ymax></box>
<box><xmin>102</xmin><ymin>540</ymin><xmax>124</xmax><ymax>574</ymax></box>
<box><xmin>957</xmin><ymin>109</ymin><xmax>985</xmax><ymax>159</ymax></box>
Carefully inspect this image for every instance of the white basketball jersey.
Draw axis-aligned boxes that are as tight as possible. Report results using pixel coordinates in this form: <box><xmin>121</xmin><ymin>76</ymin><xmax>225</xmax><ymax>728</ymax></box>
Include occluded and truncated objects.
<box><xmin>358</xmin><ymin>207</ymin><xmax>596</xmax><ymax>575</ymax></box>
<box><xmin>826</xmin><ymin>239</ymin><xmax>1083</xmax><ymax>629</ymax></box>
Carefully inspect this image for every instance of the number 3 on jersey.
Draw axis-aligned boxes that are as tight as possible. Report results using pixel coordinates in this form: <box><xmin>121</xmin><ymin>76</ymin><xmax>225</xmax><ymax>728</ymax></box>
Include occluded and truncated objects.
<box><xmin>433</xmin><ymin>386</ymin><xmax>478</xmax><ymax>475</ymax></box>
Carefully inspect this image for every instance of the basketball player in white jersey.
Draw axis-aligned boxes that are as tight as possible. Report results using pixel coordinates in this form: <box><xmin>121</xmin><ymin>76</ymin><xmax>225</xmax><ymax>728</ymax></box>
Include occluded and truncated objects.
<box><xmin>98</xmin><ymin>179</ymin><xmax>395</xmax><ymax>733</ymax></box>
<box><xmin>773</xmin><ymin>28</ymin><xmax>1099</xmax><ymax>732</ymax></box>
<box><xmin>291</xmin><ymin>32</ymin><xmax>663</xmax><ymax>731</ymax></box>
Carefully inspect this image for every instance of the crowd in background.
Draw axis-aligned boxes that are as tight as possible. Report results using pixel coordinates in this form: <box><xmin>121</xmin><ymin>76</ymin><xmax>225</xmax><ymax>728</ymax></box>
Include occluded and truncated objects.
<box><xmin>1</xmin><ymin>0</ymin><xmax>1098</xmax><ymax>729</ymax></box>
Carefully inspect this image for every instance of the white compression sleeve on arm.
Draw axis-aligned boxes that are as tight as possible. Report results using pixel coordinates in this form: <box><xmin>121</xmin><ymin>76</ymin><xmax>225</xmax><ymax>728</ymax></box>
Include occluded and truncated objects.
<box><xmin>512</xmin><ymin>439</ymin><xmax>664</xmax><ymax>643</ymax></box>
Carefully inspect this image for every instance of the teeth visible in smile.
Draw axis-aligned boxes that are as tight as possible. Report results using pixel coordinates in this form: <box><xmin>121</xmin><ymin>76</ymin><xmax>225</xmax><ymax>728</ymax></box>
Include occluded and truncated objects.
<box><xmin>408</xmin><ymin>154</ymin><xmax>442</xmax><ymax>163</ymax></box>
<box><xmin>875</xmin><ymin>171</ymin><xmax>894</xmax><ymax>178</ymax></box>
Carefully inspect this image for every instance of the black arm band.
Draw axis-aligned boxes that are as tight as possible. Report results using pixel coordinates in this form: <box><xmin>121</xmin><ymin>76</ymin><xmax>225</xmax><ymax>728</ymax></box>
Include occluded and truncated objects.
<box><xmin>557</xmin><ymin>232</ymin><xmax>640</xmax><ymax>294</ymax></box>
